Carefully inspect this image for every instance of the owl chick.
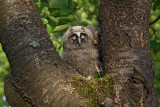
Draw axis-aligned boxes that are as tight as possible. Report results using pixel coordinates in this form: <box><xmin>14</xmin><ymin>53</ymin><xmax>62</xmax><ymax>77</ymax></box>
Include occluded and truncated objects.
<box><xmin>62</xmin><ymin>26</ymin><xmax>102</xmax><ymax>78</ymax></box>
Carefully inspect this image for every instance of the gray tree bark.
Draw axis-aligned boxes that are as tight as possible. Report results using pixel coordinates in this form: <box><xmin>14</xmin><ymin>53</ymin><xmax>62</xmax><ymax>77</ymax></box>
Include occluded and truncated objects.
<box><xmin>0</xmin><ymin>0</ymin><xmax>158</xmax><ymax>106</ymax></box>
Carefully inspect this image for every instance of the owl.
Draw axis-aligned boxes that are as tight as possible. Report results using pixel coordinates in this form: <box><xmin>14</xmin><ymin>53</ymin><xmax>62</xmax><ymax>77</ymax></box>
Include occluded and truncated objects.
<box><xmin>62</xmin><ymin>26</ymin><xmax>102</xmax><ymax>78</ymax></box>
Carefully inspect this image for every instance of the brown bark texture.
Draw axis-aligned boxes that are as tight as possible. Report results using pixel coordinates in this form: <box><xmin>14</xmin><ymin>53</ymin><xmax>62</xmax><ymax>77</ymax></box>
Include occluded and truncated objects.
<box><xmin>0</xmin><ymin>0</ymin><xmax>158</xmax><ymax>107</ymax></box>
<box><xmin>99</xmin><ymin>0</ymin><xmax>159</xmax><ymax>107</ymax></box>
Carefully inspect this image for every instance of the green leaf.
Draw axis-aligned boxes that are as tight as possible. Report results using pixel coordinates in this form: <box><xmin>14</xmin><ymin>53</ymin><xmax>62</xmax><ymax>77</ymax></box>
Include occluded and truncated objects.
<box><xmin>80</xmin><ymin>21</ymin><xmax>90</xmax><ymax>26</ymax></box>
<box><xmin>53</xmin><ymin>24</ymin><xmax>71</xmax><ymax>32</ymax></box>
<box><xmin>94</xmin><ymin>70</ymin><xmax>101</xmax><ymax>78</ymax></box>
<box><xmin>41</xmin><ymin>18</ymin><xmax>48</xmax><ymax>24</ymax></box>
<box><xmin>59</xmin><ymin>8</ymin><xmax>73</xmax><ymax>15</ymax></box>
<box><xmin>150</xmin><ymin>40</ymin><xmax>160</xmax><ymax>54</ymax></box>
<box><xmin>0</xmin><ymin>44</ymin><xmax>10</xmax><ymax>106</ymax></box>
<box><xmin>68</xmin><ymin>0</ymin><xmax>72</xmax><ymax>8</ymax></box>
<box><xmin>153</xmin><ymin>0</ymin><xmax>160</xmax><ymax>11</ymax></box>
<box><xmin>48</xmin><ymin>0</ymin><xmax>67</xmax><ymax>8</ymax></box>
<box><xmin>42</xmin><ymin>7</ymin><xmax>50</xmax><ymax>16</ymax></box>
<box><xmin>50</xmin><ymin>10</ymin><xmax>61</xmax><ymax>17</ymax></box>
<box><xmin>35</xmin><ymin>1</ymin><xmax>41</xmax><ymax>8</ymax></box>
<box><xmin>47</xmin><ymin>24</ymin><xmax>53</xmax><ymax>34</ymax></box>
<box><xmin>40</xmin><ymin>13</ymin><xmax>45</xmax><ymax>17</ymax></box>
<box><xmin>36</xmin><ymin>0</ymin><xmax>49</xmax><ymax>13</ymax></box>
<box><xmin>42</xmin><ymin>7</ymin><xmax>48</xmax><ymax>13</ymax></box>
<box><xmin>57</xmin><ymin>17</ymin><xmax>71</xmax><ymax>24</ymax></box>
<box><xmin>49</xmin><ymin>16</ymin><xmax>59</xmax><ymax>25</ymax></box>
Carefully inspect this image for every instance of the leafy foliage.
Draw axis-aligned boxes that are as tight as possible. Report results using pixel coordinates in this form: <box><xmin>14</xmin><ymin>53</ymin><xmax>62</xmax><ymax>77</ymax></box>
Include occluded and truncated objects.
<box><xmin>153</xmin><ymin>0</ymin><xmax>160</xmax><ymax>11</ymax></box>
<box><xmin>0</xmin><ymin>45</ymin><xmax>10</xmax><ymax>106</ymax></box>
<box><xmin>149</xmin><ymin>4</ymin><xmax>160</xmax><ymax>104</ymax></box>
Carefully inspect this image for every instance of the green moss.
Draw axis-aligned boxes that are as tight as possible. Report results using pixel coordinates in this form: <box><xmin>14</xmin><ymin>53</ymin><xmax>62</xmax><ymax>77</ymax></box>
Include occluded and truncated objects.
<box><xmin>70</xmin><ymin>74</ymin><xmax>115</xmax><ymax>107</ymax></box>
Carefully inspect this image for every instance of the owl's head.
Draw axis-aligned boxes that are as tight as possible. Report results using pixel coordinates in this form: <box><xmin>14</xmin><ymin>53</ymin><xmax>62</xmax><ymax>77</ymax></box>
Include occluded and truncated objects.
<box><xmin>63</xmin><ymin>26</ymin><xmax>98</xmax><ymax>49</ymax></box>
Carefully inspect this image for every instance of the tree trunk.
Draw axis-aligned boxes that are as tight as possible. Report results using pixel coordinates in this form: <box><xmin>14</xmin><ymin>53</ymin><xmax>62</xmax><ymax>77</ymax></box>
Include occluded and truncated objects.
<box><xmin>0</xmin><ymin>0</ymin><xmax>86</xmax><ymax>106</ymax></box>
<box><xmin>0</xmin><ymin>0</ymin><xmax>158</xmax><ymax>107</ymax></box>
<box><xmin>99</xmin><ymin>0</ymin><xmax>158</xmax><ymax>106</ymax></box>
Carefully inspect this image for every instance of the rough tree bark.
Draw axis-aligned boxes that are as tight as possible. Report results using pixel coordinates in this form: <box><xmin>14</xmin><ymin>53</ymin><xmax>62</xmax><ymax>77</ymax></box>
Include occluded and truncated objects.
<box><xmin>0</xmin><ymin>0</ymin><xmax>86</xmax><ymax>106</ymax></box>
<box><xmin>0</xmin><ymin>0</ymin><xmax>158</xmax><ymax>107</ymax></box>
<box><xmin>99</xmin><ymin>0</ymin><xmax>159</xmax><ymax>107</ymax></box>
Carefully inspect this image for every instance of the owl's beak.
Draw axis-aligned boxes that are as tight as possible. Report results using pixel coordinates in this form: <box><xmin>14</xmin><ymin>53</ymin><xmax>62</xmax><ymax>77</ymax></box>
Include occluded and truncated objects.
<box><xmin>78</xmin><ymin>37</ymin><xmax>81</xmax><ymax>46</ymax></box>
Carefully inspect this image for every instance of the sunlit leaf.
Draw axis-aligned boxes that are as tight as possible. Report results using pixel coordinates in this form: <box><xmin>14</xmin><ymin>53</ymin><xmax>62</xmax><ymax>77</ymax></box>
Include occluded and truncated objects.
<box><xmin>53</xmin><ymin>24</ymin><xmax>71</xmax><ymax>32</ymax></box>
<box><xmin>42</xmin><ymin>7</ymin><xmax>50</xmax><ymax>16</ymax></box>
<box><xmin>35</xmin><ymin>1</ymin><xmax>41</xmax><ymax>8</ymax></box>
<box><xmin>41</xmin><ymin>18</ymin><xmax>48</xmax><ymax>24</ymax></box>
<box><xmin>47</xmin><ymin>24</ymin><xmax>53</xmax><ymax>34</ymax></box>
<box><xmin>49</xmin><ymin>16</ymin><xmax>59</xmax><ymax>25</ymax></box>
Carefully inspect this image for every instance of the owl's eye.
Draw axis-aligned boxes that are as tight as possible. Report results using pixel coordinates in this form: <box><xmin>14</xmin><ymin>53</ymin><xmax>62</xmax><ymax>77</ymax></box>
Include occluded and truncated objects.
<box><xmin>72</xmin><ymin>34</ymin><xmax>77</xmax><ymax>40</ymax></box>
<box><xmin>80</xmin><ymin>33</ymin><xmax>87</xmax><ymax>39</ymax></box>
<box><xmin>81</xmin><ymin>35</ymin><xmax>85</xmax><ymax>39</ymax></box>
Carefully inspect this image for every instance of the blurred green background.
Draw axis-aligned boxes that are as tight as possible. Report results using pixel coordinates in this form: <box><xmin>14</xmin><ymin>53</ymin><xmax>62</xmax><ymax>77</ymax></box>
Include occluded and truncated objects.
<box><xmin>0</xmin><ymin>0</ymin><xmax>160</xmax><ymax>106</ymax></box>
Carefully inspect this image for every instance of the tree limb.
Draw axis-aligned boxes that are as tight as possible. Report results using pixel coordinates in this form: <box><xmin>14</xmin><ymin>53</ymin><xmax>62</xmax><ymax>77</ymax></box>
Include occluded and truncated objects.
<box><xmin>149</xmin><ymin>15</ymin><xmax>160</xmax><ymax>26</ymax></box>
<box><xmin>50</xmin><ymin>34</ymin><xmax>63</xmax><ymax>46</ymax></box>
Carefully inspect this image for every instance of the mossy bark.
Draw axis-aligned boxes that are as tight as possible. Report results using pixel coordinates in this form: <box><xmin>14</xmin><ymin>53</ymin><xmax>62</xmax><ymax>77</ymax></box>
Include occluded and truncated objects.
<box><xmin>70</xmin><ymin>75</ymin><xmax>115</xmax><ymax>107</ymax></box>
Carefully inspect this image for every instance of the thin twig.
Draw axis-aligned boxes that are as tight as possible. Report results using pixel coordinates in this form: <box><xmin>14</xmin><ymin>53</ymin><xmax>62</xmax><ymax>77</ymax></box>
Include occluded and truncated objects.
<box><xmin>149</xmin><ymin>15</ymin><xmax>160</xmax><ymax>26</ymax></box>
<box><xmin>50</xmin><ymin>34</ymin><xmax>63</xmax><ymax>46</ymax></box>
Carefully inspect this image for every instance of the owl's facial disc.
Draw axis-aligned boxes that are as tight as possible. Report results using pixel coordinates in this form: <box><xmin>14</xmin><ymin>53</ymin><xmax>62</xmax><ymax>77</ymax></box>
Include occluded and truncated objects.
<box><xmin>70</xmin><ymin>32</ymin><xmax>88</xmax><ymax>47</ymax></box>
